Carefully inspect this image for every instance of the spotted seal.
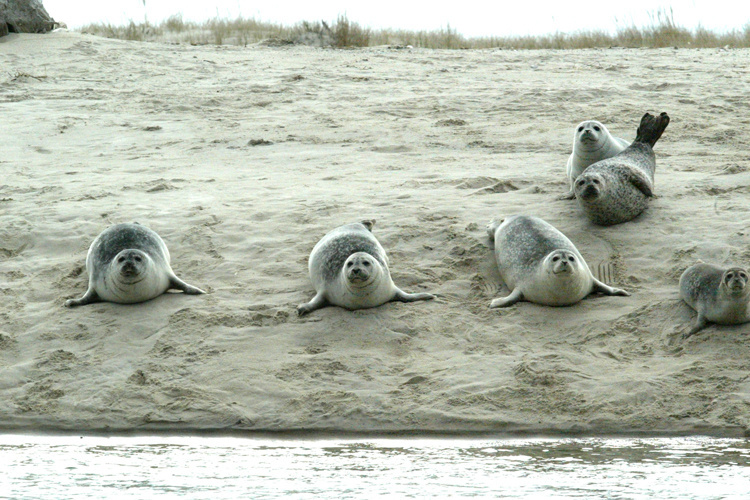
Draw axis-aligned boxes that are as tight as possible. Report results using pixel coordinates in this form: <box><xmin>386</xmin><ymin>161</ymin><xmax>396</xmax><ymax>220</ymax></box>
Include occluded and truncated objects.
<box><xmin>560</xmin><ymin>120</ymin><xmax>630</xmax><ymax>200</ymax></box>
<box><xmin>679</xmin><ymin>263</ymin><xmax>750</xmax><ymax>338</ymax></box>
<box><xmin>65</xmin><ymin>222</ymin><xmax>206</xmax><ymax>307</ymax></box>
<box><xmin>487</xmin><ymin>215</ymin><xmax>629</xmax><ymax>307</ymax></box>
<box><xmin>574</xmin><ymin>112</ymin><xmax>670</xmax><ymax>226</ymax></box>
<box><xmin>297</xmin><ymin>220</ymin><xmax>435</xmax><ymax>315</ymax></box>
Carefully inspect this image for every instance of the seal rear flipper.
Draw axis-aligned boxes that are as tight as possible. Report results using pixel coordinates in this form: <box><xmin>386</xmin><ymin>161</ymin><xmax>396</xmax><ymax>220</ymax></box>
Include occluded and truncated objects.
<box><xmin>297</xmin><ymin>291</ymin><xmax>328</xmax><ymax>316</ymax></box>
<box><xmin>634</xmin><ymin>112</ymin><xmax>670</xmax><ymax>148</ymax></box>
<box><xmin>360</xmin><ymin>219</ymin><xmax>375</xmax><ymax>232</ymax></box>
<box><xmin>392</xmin><ymin>289</ymin><xmax>436</xmax><ymax>303</ymax></box>
<box><xmin>65</xmin><ymin>288</ymin><xmax>101</xmax><ymax>307</ymax></box>
<box><xmin>592</xmin><ymin>278</ymin><xmax>630</xmax><ymax>297</ymax></box>
<box><xmin>489</xmin><ymin>288</ymin><xmax>523</xmax><ymax>308</ymax></box>
<box><xmin>169</xmin><ymin>275</ymin><xmax>206</xmax><ymax>295</ymax></box>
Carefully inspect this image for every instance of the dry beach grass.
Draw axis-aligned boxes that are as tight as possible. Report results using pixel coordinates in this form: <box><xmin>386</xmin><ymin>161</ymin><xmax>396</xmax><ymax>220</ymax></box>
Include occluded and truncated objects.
<box><xmin>1</xmin><ymin>30</ymin><xmax>750</xmax><ymax>435</ymax></box>
<box><xmin>79</xmin><ymin>10</ymin><xmax>750</xmax><ymax>49</ymax></box>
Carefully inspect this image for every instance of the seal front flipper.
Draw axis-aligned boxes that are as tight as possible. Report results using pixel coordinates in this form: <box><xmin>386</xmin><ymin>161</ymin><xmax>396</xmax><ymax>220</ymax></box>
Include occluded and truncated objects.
<box><xmin>489</xmin><ymin>288</ymin><xmax>523</xmax><ymax>308</ymax></box>
<box><xmin>169</xmin><ymin>275</ymin><xmax>206</xmax><ymax>295</ymax></box>
<box><xmin>627</xmin><ymin>170</ymin><xmax>653</xmax><ymax>197</ymax></box>
<box><xmin>297</xmin><ymin>291</ymin><xmax>328</xmax><ymax>316</ymax></box>
<box><xmin>65</xmin><ymin>288</ymin><xmax>101</xmax><ymax>307</ymax></box>
<box><xmin>392</xmin><ymin>289</ymin><xmax>435</xmax><ymax>303</ymax></box>
<box><xmin>592</xmin><ymin>278</ymin><xmax>630</xmax><ymax>297</ymax></box>
<box><xmin>683</xmin><ymin>312</ymin><xmax>708</xmax><ymax>339</ymax></box>
<box><xmin>558</xmin><ymin>190</ymin><xmax>576</xmax><ymax>201</ymax></box>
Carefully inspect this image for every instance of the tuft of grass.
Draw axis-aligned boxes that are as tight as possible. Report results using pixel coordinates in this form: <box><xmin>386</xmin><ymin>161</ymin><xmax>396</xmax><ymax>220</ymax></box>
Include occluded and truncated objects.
<box><xmin>78</xmin><ymin>9</ymin><xmax>750</xmax><ymax>49</ymax></box>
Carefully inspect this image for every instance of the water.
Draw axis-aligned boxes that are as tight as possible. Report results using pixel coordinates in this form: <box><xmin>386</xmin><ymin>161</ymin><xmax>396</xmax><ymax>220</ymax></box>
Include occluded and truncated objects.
<box><xmin>1</xmin><ymin>434</ymin><xmax>748</xmax><ymax>499</ymax></box>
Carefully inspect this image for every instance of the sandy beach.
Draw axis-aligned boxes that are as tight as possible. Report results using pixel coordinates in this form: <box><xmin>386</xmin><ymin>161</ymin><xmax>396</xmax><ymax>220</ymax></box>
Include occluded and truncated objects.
<box><xmin>1</xmin><ymin>31</ymin><xmax>749</xmax><ymax>435</ymax></box>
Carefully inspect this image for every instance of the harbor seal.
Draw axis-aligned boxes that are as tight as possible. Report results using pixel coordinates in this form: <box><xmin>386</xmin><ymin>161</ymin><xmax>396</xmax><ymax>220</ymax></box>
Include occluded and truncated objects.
<box><xmin>560</xmin><ymin>120</ymin><xmax>630</xmax><ymax>200</ymax></box>
<box><xmin>574</xmin><ymin>112</ymin><xmax>670</xmax><ymax>226</ymax></box>
<box><xmin>65</xmin><ymin>222</ymin><xmax>206</xmax><ymax>307</ymax></box>
<box><xmin>487</xmin><ymin>215</ymin><xmax>629</xmax><ymax>307</ymax></box>
<box><xmin>297</xmin><ymin>220</ymin><xmax>435</xmax><ymax>315</ymax></box>
<box><xmin>679</xmin><ymin>263</ymin><xmax>750</xmax><ymax>338</ymax></box>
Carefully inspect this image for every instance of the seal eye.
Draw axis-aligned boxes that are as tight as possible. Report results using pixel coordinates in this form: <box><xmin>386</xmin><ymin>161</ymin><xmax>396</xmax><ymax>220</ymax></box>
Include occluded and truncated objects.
<box><xmin>363</xmin><ymin>261</ymin><xmax>371</xmax><ymax>267</ymax></box>
<box><xmin>593</xmin><ymin>126</ymin><xmax>600</xmax><ymax>132</ymax></box>
<box><xmin>117</xmin><ymin>257</ymin><xmax>125</xmax><ymax>263</ymax></box>
<box><xmin>346</xmin><ymin>261</ymin><xmax>354</xmax><ymax>267</ymax></box>
<box><xmin>593</xmin><ymin>179</ymin><xmax>600</xmax><ymax>185</ymax></box>
<box><xmin>577</xmin><ymin>126</ymin><xmax>584</xmax><ymax>132</ymax></box>
<box><xmin>577</xmin><ymin>180</ymin><xmax>585</xmax><ymax>187</ymax></box>
<box><xmin>569</xmin><ymin>256</ymin><xmax>575</xmax><ymax>262</ymax></box>
<box><xmin>134</xmin><ymin>256</ymin><xmax>142</xmax><ymax>262</ymax></box>
<box><xmin>552</xmin><ymin>256</ymin><xmax>560</xmax><ymax>262</ymax></box>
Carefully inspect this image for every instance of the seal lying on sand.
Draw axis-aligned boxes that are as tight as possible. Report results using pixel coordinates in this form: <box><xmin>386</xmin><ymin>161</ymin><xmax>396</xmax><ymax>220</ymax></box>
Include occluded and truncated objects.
<box><xmin>297</xmin><ymin>220</ymin><xmax>435</xmax><ymax>315</ymax></box>
<box><xmin>487</xmin><ymin>215</ymin><xmax>629</xmax><ymax>307</ymax></box>
<box><xmin>679</xmin><ymin>263</ymin><xmax>750</xmax><ymax>338</ymax></box>
<box><xmin>560</xmin><ymin>120</ymin><xmax>630</xmax><ymax>200</ymax></box>
<box><xmin>65</xmin><ymin>223</ymin><xmax>206</xmax><ymax>307</ymax></box>
<box><xmin>574</xmin><ymin>112</ymin><xmax>670</xmax><ymax>226</ymax></box>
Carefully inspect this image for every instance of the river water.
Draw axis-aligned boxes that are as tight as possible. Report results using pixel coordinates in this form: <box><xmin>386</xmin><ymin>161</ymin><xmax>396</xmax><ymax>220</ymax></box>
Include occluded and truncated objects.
<box><xmin>1</xmin><ymin>434</ymin><xmax>748</xmax><ymax>499</ymax></box>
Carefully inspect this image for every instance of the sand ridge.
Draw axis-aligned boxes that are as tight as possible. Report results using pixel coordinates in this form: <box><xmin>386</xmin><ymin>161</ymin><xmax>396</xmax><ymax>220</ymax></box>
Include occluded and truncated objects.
<box><xmin>1</xmin><ymin>32</ymin><xmax>750</xmax><ymax>435</ymax></box>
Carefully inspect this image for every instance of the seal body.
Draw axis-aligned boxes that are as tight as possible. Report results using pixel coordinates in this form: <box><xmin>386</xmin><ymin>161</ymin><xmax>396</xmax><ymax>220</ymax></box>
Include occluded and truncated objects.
<box><xmin>679</xmin><ymin>263</ymin><xmax>750</xmax><ymax>338</ymax></box>
<box><xmin>561</xmin><ymin>120</ymin><xmax>630</xmax><ymax>199</ymax></box>
<box><xmin>297</xmin><ymin>220</ymin><xmax>435</xmax><ymax>315</ymax></box>
<box><xmin>66</xmin><ymin>223</ymin><xmax>206</xmax><ymax>307</ymax></box>
<box><xmin>574</xmin><ymin>112</ymin><xmax>670</xmax><ymax>226</ymax></box>
<box><xmin>487</xmin><ymin>215</ymin><xmax>629</xmax><ymax>307</ymax></box>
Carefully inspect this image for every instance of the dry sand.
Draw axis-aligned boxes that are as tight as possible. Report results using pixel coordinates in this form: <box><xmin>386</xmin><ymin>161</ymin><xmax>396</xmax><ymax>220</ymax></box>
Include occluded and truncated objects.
<box><xmin>1</xmin><ymin>31</ymin><xmax>750</xmax><ymax>436</ymax></box>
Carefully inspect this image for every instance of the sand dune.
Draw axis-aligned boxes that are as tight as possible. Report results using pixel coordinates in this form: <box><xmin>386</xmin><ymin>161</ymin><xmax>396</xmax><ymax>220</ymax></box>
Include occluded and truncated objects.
<box><xmin>1</xmin><ymin>31</ymin><xmax>750</xmax><ymax>435</ymax></box>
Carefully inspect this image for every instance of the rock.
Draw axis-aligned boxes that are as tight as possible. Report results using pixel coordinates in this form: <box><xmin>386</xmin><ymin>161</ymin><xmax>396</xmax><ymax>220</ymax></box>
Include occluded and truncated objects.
<box><xmin>0</xmin><ymin>0</ymin><xmax>56</xmax><ymax>36</ymax></box>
